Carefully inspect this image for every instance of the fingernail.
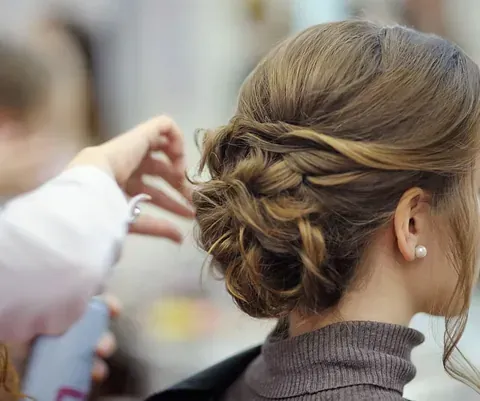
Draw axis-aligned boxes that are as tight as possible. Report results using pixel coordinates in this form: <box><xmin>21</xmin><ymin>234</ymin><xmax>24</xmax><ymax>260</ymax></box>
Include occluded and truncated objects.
<box><xmin>91</xmin><ymin>360</ymin><xmax>108</xmax><ymax>382</ymax></box>
<box><xmin>99</xmin><ymin>294</ymin><xmax>122</xmax><ymax>318</ymax></box>
<box><xmin>155</xmin><ymin>136</ymin><xmax>168</xmax><ymax>147</ymax></box>
<box><xmin>172</xmin><ymin>230</ymin><xmax>184</xmax><ymax>244</ymax></box>
<box><xmin>96</xmin><ymin>332</ymin><xmax>116</xmax><ymax>357</ymax></box>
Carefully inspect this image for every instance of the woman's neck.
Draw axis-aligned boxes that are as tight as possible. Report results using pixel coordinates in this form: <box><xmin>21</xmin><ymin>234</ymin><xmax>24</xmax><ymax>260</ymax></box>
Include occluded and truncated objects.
<box><xmin>289</xmin><ymin>263</ymin><xmax>417</xmax><ymax>337</ymax></box>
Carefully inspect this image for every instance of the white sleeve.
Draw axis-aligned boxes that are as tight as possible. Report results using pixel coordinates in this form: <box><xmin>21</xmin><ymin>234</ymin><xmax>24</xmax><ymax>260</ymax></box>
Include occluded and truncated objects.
<box><xmin>0</xmin><ymin>166</ymin><xmax>129</xmax><ymax>342</ymax></box>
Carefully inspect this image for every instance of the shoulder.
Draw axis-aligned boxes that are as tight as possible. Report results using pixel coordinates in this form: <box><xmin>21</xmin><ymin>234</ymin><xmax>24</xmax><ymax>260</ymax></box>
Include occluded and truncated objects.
<box><xmin>145</xmin><ymin>346</ymin><xmax>261</xmax><ymax>401</ymax></box>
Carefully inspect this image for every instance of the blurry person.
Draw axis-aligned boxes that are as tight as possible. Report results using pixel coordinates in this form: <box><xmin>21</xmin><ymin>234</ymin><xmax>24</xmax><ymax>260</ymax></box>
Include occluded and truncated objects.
<box><xmin>0</xmin><ymin>117</ymin><xmax>193</xmax><ymax>335</ymax></box>
<box><xmin>149</xmin><ymin>21</ymin><xmax>480</xmax><ymax>400</ymax></box>
<box><xmin>241</xmin><ymin>0</ymin><xmax>291</xmax><ymax>83</ymax></box>
<box><xmin>0</xmin><ymin>39</ymin><xmax>120</xmax><ymax>393</ymax></box>
<box><xmin>349</xmin><ymin>0</ymin><xmax>447</xmax><ymax>38</ymax></box>
<box><xmin>403</xmin><ymin>0</ymin><xmax>446</xmax><ymax>37</ymax></box>
<box><xmin>1</xmin><ymin>114</ymin><xmax>193</xmax><ymax>400</ymax></box>
<box><xmin>33</xmin><ymin>16</ymin><xmax>105</xmax><ymax>145</ymax></box>
<box><xmin>0</xmin><ymin>41</ymin><xmax>55</xmax><ymax>198</ymax></box>
<box><xmin>29</xmin><ymin>15</ymin><xmax>101</xmax><ymax>150</ymax></box>
<box><xmin>0</xmin><ymin>42</ymin><xmax>193</xmax><ymax>396</ymax></box>
<box><xmin>0</xmin><ymin>17</ymin><xmax>107</xmax><ymax>198</ymax></box>
<box><xmin>0</xmin><ymin>28</ymin><xmax>192</xmax><ymax>340</ymax></box>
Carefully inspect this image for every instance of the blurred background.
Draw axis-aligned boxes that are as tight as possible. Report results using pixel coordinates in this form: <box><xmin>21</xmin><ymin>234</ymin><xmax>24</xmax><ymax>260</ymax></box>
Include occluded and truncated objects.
<box><xmin>2</xmin><ymin>0</ymin><xmax>480</xmax><ymax>400</ymax></box>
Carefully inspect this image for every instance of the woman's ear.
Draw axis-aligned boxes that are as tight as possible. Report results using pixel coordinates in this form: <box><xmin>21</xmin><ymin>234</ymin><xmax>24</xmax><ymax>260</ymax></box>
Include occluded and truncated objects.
<box><xmin>394</xmin><ymin>188</ymin><xmax>429</xmax><ymax>262</ymax></box>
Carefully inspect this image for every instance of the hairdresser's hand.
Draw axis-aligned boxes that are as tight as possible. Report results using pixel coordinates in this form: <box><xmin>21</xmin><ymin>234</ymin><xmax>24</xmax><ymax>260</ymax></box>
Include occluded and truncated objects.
<box><xmin>8</xmin><ymin>296</ymin><xmax>120</xmax><ymax>384</ymax></box>
<box><xmin>91</xmin><ymin>294</ymin><xmax>121</xmax><ymax>383</ymax></box>
<box><xmin>68</xmin><ymin>116</ymin><xmax>194</xmax><ymax>243</ymax></box>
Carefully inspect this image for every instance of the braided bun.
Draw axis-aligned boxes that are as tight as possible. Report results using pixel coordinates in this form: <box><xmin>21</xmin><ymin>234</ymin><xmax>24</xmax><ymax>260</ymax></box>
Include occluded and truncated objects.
<box><xmin>192</xmin><ymin>21</ymin><xmax>480</xmax><ymax>322</ymax></box>
<box><xmin>193</xmin><ymin>117</ymin><xmax>424</xmax><ymax>318</ymax></box>
<box><xmin>194</xmin><ymin>121</ymin><xmax>326</xmax><ymax>318</ymax></box>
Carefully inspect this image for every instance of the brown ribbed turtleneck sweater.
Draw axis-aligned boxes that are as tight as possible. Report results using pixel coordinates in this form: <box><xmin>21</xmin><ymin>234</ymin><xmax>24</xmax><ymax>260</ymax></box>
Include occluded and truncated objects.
<box><xmin>222</xmin><ymin>321</ymin><xmax>424</xmax><ymax>401</ymax></box>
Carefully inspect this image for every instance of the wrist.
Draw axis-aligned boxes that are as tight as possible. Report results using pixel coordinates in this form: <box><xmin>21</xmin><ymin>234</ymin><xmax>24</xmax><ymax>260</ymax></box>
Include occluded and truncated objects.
<box><xmin>67</xmin><ymin>147</ymin><xmax>114</xmax><ymax>179</ymax></box>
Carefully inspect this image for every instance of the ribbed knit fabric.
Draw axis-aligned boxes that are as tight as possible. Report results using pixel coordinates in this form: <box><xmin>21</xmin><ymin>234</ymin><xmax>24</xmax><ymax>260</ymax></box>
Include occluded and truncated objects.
<box><xmin>222</xmin><ymin>321</ymin><xmax>424</xmax><ymax>401</ymax></box>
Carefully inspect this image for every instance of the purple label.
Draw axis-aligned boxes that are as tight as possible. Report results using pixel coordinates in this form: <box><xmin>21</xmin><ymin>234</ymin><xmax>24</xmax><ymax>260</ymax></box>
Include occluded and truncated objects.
<box><xmin>56</xmin><ymin>388</ymin><xmax>86</xmax><ymax>401</ymax></box>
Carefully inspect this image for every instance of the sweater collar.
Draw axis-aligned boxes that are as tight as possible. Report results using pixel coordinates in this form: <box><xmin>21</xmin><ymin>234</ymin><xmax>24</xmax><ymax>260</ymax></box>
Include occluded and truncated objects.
<box><xmin>245</xmin><ymin>321</ymin><xmax>424</xmax><ymax>398</ymax></box>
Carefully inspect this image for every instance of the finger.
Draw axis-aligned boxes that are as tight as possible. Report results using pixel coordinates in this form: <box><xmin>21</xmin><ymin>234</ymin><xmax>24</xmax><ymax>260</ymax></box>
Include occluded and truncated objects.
<box><xmin>129</xmin><ymin>214</ymin><xmax>183</xmax><ymax>243</ymax></box>
<box><xmin>96</xmin><ymin>331</ymin><xmax>117</xmax><ymax>358</ymax></box>
<box><xmin>127</xmin><ymin>180</ymin><xmax>195</xmax><ymax>218</ymax></box>
<box><xmin>141</xmin><ymin>156</ymin><xmax>193</xmax><ymax>202</ymax></box>
<box><xmin>153</xmin><ymin>117</ymin><xmax>185</xmax><ymax>161</ymax></box>
<box><xmin>163</xmin><ymin>142</ymin><xmax>186</xmax><ymax>183</ymax></box>
<box><xmin>153</xmin><ymin>118</ymin><xmax>186</xmax><ymax>180</ymax></box>
<box><xmin>129</xmin><ymin>116</ymin><xmax>179</xmax><ymax>156</ymax></box>
<box><xmin>94</xmin><ymin>116</ymin><xmax>174</xmax><ymax>186</ymax></box>
<box><xmin>99</xmin><ymin>294</ymin><xmax>122</xmax><ymax>318</ymax></box>
<box><xmin>91</xmin><ymin>358</ymin><xmax>109</xmax><ymax>382</ymax></box>
<box><xmin>117</xmin><ymin>116</ymin><xmax>171</xmax><ymax>148</ymax></box>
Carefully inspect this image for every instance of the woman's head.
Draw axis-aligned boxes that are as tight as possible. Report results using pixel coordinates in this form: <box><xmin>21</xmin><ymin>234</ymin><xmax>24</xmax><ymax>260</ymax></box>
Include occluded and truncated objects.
<box><xmin>0</xmin><ymin>40</ymin><xmax>57</xmax><ymax>197</ymax></box>
<box><xmin>52</xmin><ymin>19</ymin><xmax>101</xmax><ymax>142</ymax></box>
<box><xmin>31</xmin><ymin>16</ymin><xmax>101</xmax><ymax>144</ymax></box>
<box><xmin>193</xmin><ymin>20</ymin><xmax>480</xmax><ymax>385</ymax></box>
<box><xmin>0</xmin><ymin>41</ymin><xmax>48</xmax><ymax>127</ymax></box>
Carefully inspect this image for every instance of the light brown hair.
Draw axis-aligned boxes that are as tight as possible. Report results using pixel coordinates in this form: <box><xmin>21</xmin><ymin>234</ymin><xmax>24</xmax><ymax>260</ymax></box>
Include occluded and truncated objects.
<box><xmin>193</xmin><ymin>21</ymin><xmax>480</xmax><ymax>389</ymax></box>
<box><xmin>0</xmin><ymin>41</ymin><xmax>48</xmax><ymax>121</ymax></box>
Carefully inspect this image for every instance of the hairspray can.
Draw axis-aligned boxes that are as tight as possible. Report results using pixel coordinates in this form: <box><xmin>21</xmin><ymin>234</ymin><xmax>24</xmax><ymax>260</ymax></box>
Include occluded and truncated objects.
<box><xmin>22</xmin><ymin>297</ymin><xmax>109</xmax><ymax>401</ymax></box>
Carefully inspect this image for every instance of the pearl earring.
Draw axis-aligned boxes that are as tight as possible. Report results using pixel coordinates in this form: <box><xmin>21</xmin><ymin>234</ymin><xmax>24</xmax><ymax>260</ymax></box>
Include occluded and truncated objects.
<box><xmin>415</xmin><ymin>245</ymin><xmax>427</xmax><ymax>259</ymax></box>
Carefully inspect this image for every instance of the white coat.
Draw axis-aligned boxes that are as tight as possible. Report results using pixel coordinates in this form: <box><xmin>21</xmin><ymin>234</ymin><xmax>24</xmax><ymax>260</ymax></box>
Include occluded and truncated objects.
<box><xmin>0</xmin><ymin>166</ymin><xmax>129</xmax><ymax>341</ymax></box>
